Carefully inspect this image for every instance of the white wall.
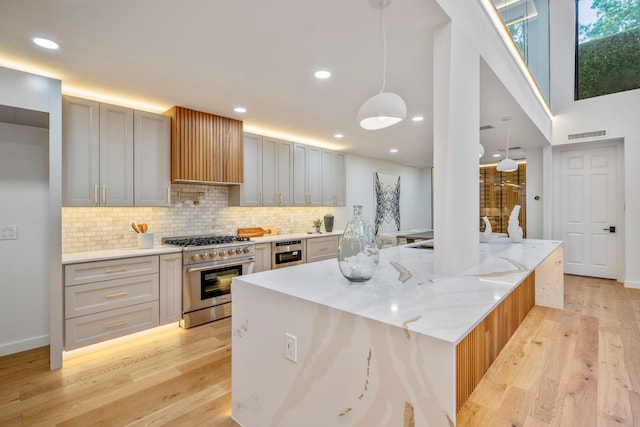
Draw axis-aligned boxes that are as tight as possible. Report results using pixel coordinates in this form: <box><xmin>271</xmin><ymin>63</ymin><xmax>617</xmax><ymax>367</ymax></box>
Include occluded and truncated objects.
<box><xmin>549</xmin><ymin>0</ymin><xmax>640</xmax><ymax>287</ymax></box>
<box><xmin>0</xmin><ymin>66</ymin><xmax>62</xmax><ymax>368</ymax></box>
<box><xmin>0</xmin><ymin>123</ymin><xmax>50</xmax><ymax>355</ymax></box>
<box><xmin>333</xmin><ymin>155</ymin><xmax>432</xmax><ymax>234</ymax></box>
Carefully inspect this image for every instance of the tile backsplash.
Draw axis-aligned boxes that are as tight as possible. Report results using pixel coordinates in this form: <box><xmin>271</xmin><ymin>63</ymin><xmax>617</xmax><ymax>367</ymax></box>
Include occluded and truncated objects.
<box><xmin>62</xmin><ymin>183</ymin><xmax>336</xmax><ymax>253</ymax></box>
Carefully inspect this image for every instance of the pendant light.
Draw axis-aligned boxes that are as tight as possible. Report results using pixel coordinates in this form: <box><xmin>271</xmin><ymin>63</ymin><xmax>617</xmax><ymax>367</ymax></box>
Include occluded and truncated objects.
<box><xmin>358</xmin><ymin>0</ymin><xmax>407</xmax><ymax>130</ymax></box>
<box><xmin>497</xmin><ymin>116</ymin><xmax>517</xmax><ymax>172</ymax></box>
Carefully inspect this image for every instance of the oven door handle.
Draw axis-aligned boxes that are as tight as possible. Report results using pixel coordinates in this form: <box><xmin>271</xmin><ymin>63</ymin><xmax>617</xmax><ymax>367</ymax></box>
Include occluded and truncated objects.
<box><xmin>186</xmin><ymin>259</ymin><xmax>254</xmax><ymax>273</ymax></box>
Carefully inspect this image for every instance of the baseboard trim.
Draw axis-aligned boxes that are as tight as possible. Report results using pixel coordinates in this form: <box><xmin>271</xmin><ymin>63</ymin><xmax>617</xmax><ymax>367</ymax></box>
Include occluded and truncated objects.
<box><xmin>0</xmin><ymin>334</ymin><xmax>49</xmax><ymax>357</ymax></box>
<box><xmin>624</xmin><ymin>280</ymin><xmax>640</xmax><ymax>289</ymax></box>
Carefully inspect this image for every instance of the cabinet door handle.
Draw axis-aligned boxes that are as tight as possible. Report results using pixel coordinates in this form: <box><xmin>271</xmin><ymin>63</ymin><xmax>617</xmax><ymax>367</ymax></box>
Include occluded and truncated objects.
<box><xmin>105</xmin><ymin>320</ymin><xmax>129</xmax><ymax>329</ymax></box>
<box><xmin>101</xmin><ymin>185</ymin><xmax>106</xmax><ymax>205</ymax></box>
<box><xmin>93</xmin><ymin>185</ymin><xmax>99</xmax><ymax>205</ymax></box>
<box><xmin>259</xmin><ymin>191</ymin><xmax>263</xmax><ymax>206</ymax></box>
<box><xmin>166</xmin><ymin>186</ymin><xmax>171</xmax><ymax>205</ymax></box>
<box><xmin>104</xmin><ymin>267</ymin><xmax>128</xmax><ymax>274</ymax></box>
<box><xmin>104</xmin><ymin>291</ymin><xmax>128</xmax><ymax>298</ymax></box>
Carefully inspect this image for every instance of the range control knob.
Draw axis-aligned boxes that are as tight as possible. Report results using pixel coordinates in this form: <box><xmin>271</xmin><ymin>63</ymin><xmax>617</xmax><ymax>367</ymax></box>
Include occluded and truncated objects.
<box><xmin>220</xmin><ymin>250</ymin><xmax>226</xmax><ymax>257</ymax></box>
<box><xmin>242</xmin><ymin>247</ymin><xmax>250</xmax><ymax>254</ymax></box>
<box><xmin>202</xmin><ymin>253</ymin><xmax>210</xmax><ymax>259</ymax></box>
<box><xmin>190</xmin><ymin>254</ymin><xmax>200</xmax><ymax>262</ymax></box>
<box><xmin>212</xmin><ymin>251</ymin><xmax>218</xmax><ymax>257</ymax></box>
<box><xmin>229</xmin><ymin>249</ymin><xmax>237</xmax><ymax>255</ymax></box>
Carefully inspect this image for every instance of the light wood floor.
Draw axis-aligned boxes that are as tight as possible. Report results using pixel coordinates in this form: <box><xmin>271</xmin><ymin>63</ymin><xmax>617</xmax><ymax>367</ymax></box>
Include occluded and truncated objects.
<box><xmin>1</xmin><ymin>275</ymin><xmax>639</xmax><ymax>426</ymax></box>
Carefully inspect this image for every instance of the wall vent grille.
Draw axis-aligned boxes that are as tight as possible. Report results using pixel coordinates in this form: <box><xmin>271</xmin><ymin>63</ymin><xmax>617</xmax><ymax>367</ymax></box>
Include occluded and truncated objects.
<box><xmin>568</xmin><ymin>130</ymin><xmax>607</xmax><ymax>141</ymax></box>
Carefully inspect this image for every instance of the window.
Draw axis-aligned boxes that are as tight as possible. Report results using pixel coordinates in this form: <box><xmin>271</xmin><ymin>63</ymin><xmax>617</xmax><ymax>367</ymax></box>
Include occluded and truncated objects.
<box><xmin>576</xmin><ymin>0</ymin><xmax>640</xmax><ymax>99</ymax></box>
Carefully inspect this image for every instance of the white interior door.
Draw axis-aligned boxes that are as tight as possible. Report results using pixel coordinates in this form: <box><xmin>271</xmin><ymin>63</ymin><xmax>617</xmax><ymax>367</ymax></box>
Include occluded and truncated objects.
<box><xmin>560</xmin><ymin>146</ymin><xmax>618</xmax><ymax>278</ymax></box>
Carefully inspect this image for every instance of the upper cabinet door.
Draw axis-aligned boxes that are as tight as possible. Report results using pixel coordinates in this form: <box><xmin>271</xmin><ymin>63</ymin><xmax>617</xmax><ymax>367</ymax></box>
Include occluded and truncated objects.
<box><xmin>307</xmin><ymin>146</ymin><xmax>323</xmax><ymax>206</ymax></box>
<box><xmin>99</xmin><ymin>103</ymin><xmax>134</xmax><ymax>206</ymax></box>
<box><xmin>322</xmin><ymin>150</ymin><xmax>346</xmax><ymax>207</ymax></box>
<box><xmin>293</xmin><ymin>144</ymin><xmax>322</xmax><ymax>206</ymax></box>
<box><xmin>134</xmin><ymin>111</ymin><xmax>171</xmax><ymax>207</ymax></box>
<box><xmin>276</xmin><ymin>140</ymin><xmax>293</xmax><ymax>206</ymax></box>
<box><xmin>62</xmin><ymin>96</ymin><xmax>100</xmax><ymax>206</ymax></box>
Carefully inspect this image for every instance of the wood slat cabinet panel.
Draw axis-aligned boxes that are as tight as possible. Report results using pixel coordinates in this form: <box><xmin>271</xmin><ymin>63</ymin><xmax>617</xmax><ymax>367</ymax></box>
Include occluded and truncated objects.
<box><xmin>65</xmin><ymin>274</ymin><xmax>159</xmax><ymax>319</ymax></box>
<box><xmin>455</xmin><ymin>272</ymin><xmax>535</xmax><ymax>413</ymax></box>
<box><xmin>305</xmin><ymin>236</ymin><xmax>339</xmax><ymax>263</ymax></box>
<box><xmin>65</xmin><ymin>301</ymin><xmax>159</xmax><ymax>350</ymax></box>
<box><xmin>65</xmin><ymin>256</ymin><xmax>159</xmax><ymax>286</ymax></box>
<box><xmin>166</xmin><ymin>106</ymin><xmax>243</xmax><ymax>184</ymax></box>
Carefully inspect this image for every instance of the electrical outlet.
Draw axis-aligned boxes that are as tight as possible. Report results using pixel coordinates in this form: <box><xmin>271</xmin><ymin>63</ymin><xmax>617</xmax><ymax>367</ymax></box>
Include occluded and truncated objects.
<box><xmin>285</xmin><ymin>333</ymin><xmax>297</xmax><ymax>363</ymax></box>
<box><xmin>0</xmin><ymin>225</ymin><xmax>18</xmax><ymax>240</ymax></box>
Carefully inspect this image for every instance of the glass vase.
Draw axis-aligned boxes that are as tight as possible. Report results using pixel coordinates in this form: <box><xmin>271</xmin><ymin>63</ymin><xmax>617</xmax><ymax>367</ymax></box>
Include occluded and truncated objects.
<box><xmin>337</xmin><ymin>205</ymin><xmax>379</xmax><ymax>281</ymax></box>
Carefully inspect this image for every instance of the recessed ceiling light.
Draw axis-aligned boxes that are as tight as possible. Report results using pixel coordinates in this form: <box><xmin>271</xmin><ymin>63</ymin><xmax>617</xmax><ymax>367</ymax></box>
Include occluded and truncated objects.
<box><xmin>233</xmin><ymin>107</ymin><xmax>247</xmax><ymax>113</ymax></box>
<box><xmin>389</xmin><ymin>149</ymin><xmax>398</xmax><ymax>153</ymax></box>
<box><xmin>32</xmin><ymin>37</ymin><xmax>59</xmax><ymax>50</ymax></box>
<box><xmin>314</xmin><ymin>70</ymin><xmax>331</xmax><ymax>79</ymax></box>
<box><xmin>333</xmin><ymin>133</ymin><xmax>344</xmax><ymax>139</ymax></box>
<box><xmin>412</xmin><ymin>116</ymin><xmax>424</xmax><ymax>122</ymax></box>
<box><xmin>493</xmin><ymin>153</ymin><xmax>501</xmax><ymax>158</ymax></box>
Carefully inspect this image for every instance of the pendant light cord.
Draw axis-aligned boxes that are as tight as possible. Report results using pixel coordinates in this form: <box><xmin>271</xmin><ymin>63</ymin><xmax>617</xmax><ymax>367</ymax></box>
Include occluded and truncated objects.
<box><xmin>379</xmin><ymin>3</ymin><xmax>387</xmax><ymax>93</ymax></box>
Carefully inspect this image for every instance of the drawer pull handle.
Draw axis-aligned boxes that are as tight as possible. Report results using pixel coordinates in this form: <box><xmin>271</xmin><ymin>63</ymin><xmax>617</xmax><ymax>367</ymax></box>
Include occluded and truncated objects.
<box><xmin>105</xmin><ymin>320</ymin><xmax>129</xmax><ymax>329</ymax></box>
<box><xmin>105</xmin><ymin>291</ymin><xmax>128</xmax><ymax>298</ymax></box>
<box><xmin>162</xmin><ymin>256</ymin><xmax>181</xmax><ymax>261</ymax></box>
<box><xmin>318</xmin><ymin>248</ymin><xmax>327</xmax><ymax>252</ymax></box>
<box><xmin>104</xmin><ymin>267</ymin><xmax>128</xmax><ymax>274</ymax></box>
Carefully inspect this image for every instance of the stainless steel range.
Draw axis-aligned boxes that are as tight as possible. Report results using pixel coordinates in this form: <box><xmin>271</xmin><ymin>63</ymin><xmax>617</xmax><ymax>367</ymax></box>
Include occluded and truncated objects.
<box><xmin>162</xmin><ymin>235</ymin><xmax>255</xmax><ymax>328</ymax></box>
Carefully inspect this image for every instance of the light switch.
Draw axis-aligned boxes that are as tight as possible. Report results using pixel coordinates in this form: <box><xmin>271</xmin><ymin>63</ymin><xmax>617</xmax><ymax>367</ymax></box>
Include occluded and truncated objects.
<box><xmin>0</xmin><ymin>225</ymin><xmax>18</xmax><ymax>240</ymax></box>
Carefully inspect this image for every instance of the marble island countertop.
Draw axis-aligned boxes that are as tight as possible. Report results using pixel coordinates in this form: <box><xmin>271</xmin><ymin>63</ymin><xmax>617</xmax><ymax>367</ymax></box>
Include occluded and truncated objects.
<box><xmin>235</xmin><ymin>238</ymin><xmax>562</xmax><ymax>344</ymax></box>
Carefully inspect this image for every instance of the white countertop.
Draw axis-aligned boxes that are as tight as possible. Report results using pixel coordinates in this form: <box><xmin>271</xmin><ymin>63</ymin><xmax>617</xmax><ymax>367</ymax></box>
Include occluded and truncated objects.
<box><xmin>62</xmin><ymin>245</ymin><xmax>183</xmax><ymax>264</ymax></box>
<box><xmin>234</xmin><ymin>238</ymin><xmax>562</xmax><ymax>344</ymax></box>
<box><xmin>250</xmin><ymin>230</ymin><xmax>343</xmax><ymax>244</ymax></box>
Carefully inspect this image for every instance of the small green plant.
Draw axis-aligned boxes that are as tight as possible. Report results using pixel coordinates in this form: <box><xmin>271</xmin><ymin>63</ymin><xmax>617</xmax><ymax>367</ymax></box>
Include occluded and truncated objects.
<box><xmin>313</xmin><ymin>218</ymin><xmax>323</xmax><ymax>228</ymax></box>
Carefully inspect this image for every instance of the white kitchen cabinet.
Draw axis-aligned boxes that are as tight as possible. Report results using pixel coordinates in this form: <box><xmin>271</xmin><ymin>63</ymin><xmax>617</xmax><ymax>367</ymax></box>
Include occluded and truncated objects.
<box><xmin>293</xmin><ymin>143</ymin><xmax>322</xmax><ymax>206</ymax></box>
<box><xmin>229</xmin><ymin>133</ymin><xmax>263</xmax><ymax>206</ymax></box>
<box><xmin>262</xmin><ymin>137</ymin><xmax>293</xmax><ymax>206</ymax></box>
<box><xmin>134</xmin><ymin>110</ymin><xmax>171</xmax><ymax>206</ymax></box>
<box><xmin>159</xmin><ymin>253</ymin><xmax>183</xmax><ymax>325</ymax></box>
<box><xmin>253</xmin><ymin>243</ymin><xmax>272</xmax><ymax>273</ymax></box>
<box><xmin>64</xmin><ymin>255</ymin><xmax>160</xmax><ymax>350</ymax></box>
<box><xmin>63</xmin><ymin>95</ymin><xmax>171</xmax><ymax>207</ymax></box>
<box><xmin>99</xmin><ymin>103</ymin><xmax>134</xmax><ymax>206</ymax></box>
<box><xmin>306</xmin><ymin>235</ymin><xmax>339</xmax><ymax>263</ymax></box>
<box><xmin>322</xmin><ymin>150</ymin><xmax>346</xmax><ymax>207</ymax></box>
<box><xmin>62</xmin><ymin>96</ymin><xmax>100</xmax><ymax>206</ymax></box>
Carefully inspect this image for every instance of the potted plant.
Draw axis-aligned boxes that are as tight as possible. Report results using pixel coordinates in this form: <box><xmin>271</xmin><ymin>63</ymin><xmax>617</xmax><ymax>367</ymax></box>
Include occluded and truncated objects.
<box><xmin>313</xmin><ymin>218</ymin><xmax>323</xmax><ymax>233</ymax></box>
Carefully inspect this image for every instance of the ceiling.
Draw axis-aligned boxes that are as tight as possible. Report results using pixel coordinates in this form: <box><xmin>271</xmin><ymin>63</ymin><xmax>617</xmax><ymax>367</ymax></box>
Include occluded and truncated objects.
<box><xmin>0</xmin><ymin>0</ymin><xmax>548</xmax><ymax>168</ymax></box>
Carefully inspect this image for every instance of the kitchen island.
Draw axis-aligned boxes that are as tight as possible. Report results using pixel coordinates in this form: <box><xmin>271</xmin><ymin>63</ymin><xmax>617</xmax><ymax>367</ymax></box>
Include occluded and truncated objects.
<box><xmin>231</xmin><ymin>238</ymin><xmax>563</xmax><ymax>426</ymax></box>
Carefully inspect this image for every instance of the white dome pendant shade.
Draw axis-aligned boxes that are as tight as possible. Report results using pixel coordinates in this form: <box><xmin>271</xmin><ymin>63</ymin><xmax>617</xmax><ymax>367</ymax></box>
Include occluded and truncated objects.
<box><xmin>358</xmin><ymin>92</ymin><xmax>407</xmax><ymax>130</ymax></box>
<box><xmin>496</xmin><ymin>116</ymin><xmax>518</xmax><ymax>172</ymax></box>
<box><xmin>497</xmin><ymin>157</ymin><xmax>517</xmax><ymax>172</ymax></box>
<box><xmin>358</xmin><ymin>0</ymin><xmax>406</xmax><ymax>130</ymax></box>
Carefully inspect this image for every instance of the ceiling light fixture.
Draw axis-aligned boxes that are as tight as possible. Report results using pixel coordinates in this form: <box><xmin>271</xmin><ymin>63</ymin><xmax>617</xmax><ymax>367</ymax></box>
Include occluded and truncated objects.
<box><xmin>493</xmin><ymin>153</ymin><xmax>501</xmax><ymax>158</ymax></box>
<box><xmin>479</xmin><ymin>143</ymin><xmax>485</xmax><ymax>158</ymax></box>
<box><xmin>389</xmin><ymin>148</ymin><xmax>398</xmax><ymax>153</ymax></box>
<box><xmin>233</xmin><ymin>107</ymin><xmax>247</xmax><ymax>113</ymax></box>
<box><xmin>314</xmin><ymin>70</ymin><xmax>331</xmax><ymax>79</ymax></box>
<box><xmin>496</xmin><ymin>116</ymin><xmax>517</xmax><ymax>172</ymax></box>
<box><xmin>333</xmin><ymin>133</ymin><xmax>344</xmax><ymax>139</ymax></box>
<box><xmin>32</xmin><ymin>37</ymin><xmax>59</xmax><ymax>50</ymax></box>
<box><xmin>412</xmin><ymin>116</ymin><xmax>424</xmax><ymax>122</ymax></box>
<box><xmin>357</xmin><ymin>0</ymin><xmax>406</xmax><ymax>130</ymax></box>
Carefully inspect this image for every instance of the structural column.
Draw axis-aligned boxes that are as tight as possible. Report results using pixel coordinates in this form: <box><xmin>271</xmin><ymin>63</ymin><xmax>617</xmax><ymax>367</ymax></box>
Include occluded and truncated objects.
<box><xmin>432</xmin><ymin>21</ymin><xmax>480</xmax><ymax>275</ymax></box>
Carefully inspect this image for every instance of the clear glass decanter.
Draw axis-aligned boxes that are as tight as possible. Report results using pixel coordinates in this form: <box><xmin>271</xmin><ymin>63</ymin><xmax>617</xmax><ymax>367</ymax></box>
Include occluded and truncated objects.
<box><xmin>337</xmin><ymin>205</ymin><xmax>379</xmax><ymax>281</ymax></box>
